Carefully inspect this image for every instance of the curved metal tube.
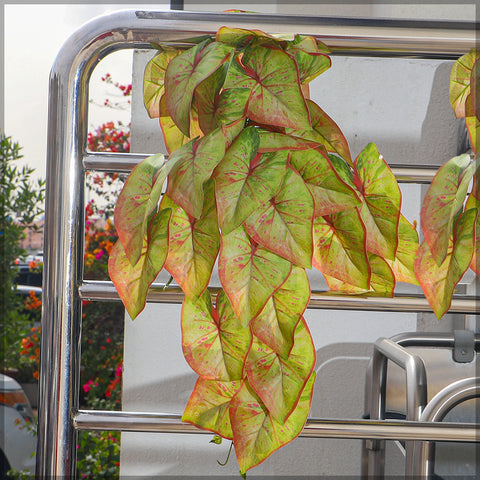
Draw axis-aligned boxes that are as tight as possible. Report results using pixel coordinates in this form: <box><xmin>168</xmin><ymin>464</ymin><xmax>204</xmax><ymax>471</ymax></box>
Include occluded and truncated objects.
<box><xmin>415</xmin><ymin>377</ymin><xmax>480</xmax><ymax>479</ymax></box>
<box><xmin>368</xmin><ymin>338</ymin><xmax>427</xmax><ymax>478</ymax></box>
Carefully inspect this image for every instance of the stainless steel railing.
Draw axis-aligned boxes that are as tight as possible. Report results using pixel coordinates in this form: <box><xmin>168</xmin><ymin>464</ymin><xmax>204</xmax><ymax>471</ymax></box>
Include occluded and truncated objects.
<box><xmin>38</xmin><ymin>10</ymin><xmax>479</xmax><ymax>479</ymax></box>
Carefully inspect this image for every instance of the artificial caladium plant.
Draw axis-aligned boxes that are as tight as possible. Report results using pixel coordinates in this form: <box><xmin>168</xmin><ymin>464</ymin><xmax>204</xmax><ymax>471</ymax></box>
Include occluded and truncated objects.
<box><xmin>108</xmin><ymin>26</ymin><xmax>479</xmax><ymax>473</ymax></box>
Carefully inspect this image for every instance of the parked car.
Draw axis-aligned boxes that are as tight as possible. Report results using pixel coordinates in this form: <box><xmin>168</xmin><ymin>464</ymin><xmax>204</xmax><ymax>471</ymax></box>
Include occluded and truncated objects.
<box><xmin>0</xmin><ymin>374</ymin><xmax>36</xmax><ymax>478</ymax></box>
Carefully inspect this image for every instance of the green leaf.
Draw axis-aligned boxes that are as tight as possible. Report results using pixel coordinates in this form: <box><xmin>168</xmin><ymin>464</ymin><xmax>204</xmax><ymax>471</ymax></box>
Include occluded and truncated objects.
<box><xmin>355</xmin><ymin>143</ymin><xmax>401</xmax><ymax>261</ymax></box>
<box><xmin>386</xmin><ymin>214</ymin><xmax>419</xmax><ymax>285</ymax></box>
<box><xmin>181</xmin><ymin>291</ymin><xmax>230</xmax><ymax>380</ymax></box>
<box><xmin>324</xmin><ymin>253</ymin><xmax>395</xmax><ymax>297</ymax></box>
<box><xmin>159</xmin><ymin>95</ymin><xmax>203</xmax><ymax>154</ymax></box>
<box><xmin>313</xmin><ymin>208</ymin><xmax>370</xmax><ymax>290</ymax></box>
<box><xmin>257</xmin><ymin>130</ymin><xmax>321</xmax><ymax>152</ymax></box>
<box><xmin>108</xmin><ymin>208</ymin><xmax>171</xmax><ymax>319</ymax></box>
<box><xmin>114</xmin><ymin>153</ymin><xmax>171</xmax><ymax>265</ymax></box>
<box><xmin>216</xmin><ymin>290</ymin><xmax>253</xmax><ymax>380</ymax></box>
<box><xmin>194</xmin><ymin>64</ymin><xmax>229</xmax><ymax>135</ymax></box>
<box><xmin>224</xmin><ymin>45</ymin><xmax>310</xmax><ymax>130</ymax></box>
<box><xmin>420</xmin><ymin>154</ymin><xmax>477</xmax><ymax>265</ymax></box>
<box><xmin>144</xmin><ymin>48</ymin><xmax>181</xmax><ymax>119</ymax></box>
<box><xmin>216</xmin><ymin>26</ymin><xmax>278</xmax><ymax>48</ymax></box>
<box><xmin>218</xmin><ymin>226</ymin><xmax>292</xmax><ymax>327</ymax></box>
<box><xmin>287</xmin><ymin>99</ymin><xmax>352</xmax><ymax>166</ymax></box>
<box><xmin>465</xmin><ymin>112</ymin><xmax>479</xmax><ymax>154</ymax></box>
<box><xmin>182</xmin><ymin>377</ymin><xmax>241</xmax><ymax>439</ymax></box>
<box><xmin>415</xmin><ymin>208</ymin><xmax>476</xmax><ymax>319</ymax></box>
<box><xmin>166</xmin><ymin>127</ymin><xmax>226</xmax><ymax>218</ymax></box>
<box><xmin>244</xmin><ymin>168</ymin><xmax>314</xmax><ymax>268</ymax></box>
<box><xmin>165</xmin><ymin>40</ymin><xmax>233</xmax><ymax>136</ymax></box>
<box><xmin>285</xmin><ymin>36</ymin><xmax>331</xmax><ymax>84</ymax></box>
<box><xmin>245</xmin><ymin>317</ymin><xmax>315</xmax><ymax>423</ymax></box>
<box><xmin>214</xmin><ymin>88</ymin><xmax>250</xmax><ymax>126</ymax></box>
<box><xmin>465</xmin><ymin>186</ymin><xmax>480</xmax><ymax>275</ymax></box>
<box><xmin>291</xmin><ymin>148</ymin><xmax>361</xmax><ymax>217</ymax></box>
<box><xmin>229</xmin><ymin>372</ymin><xmax>315</xmax><ymax>474</ymax></box>
<box><xmin>181</xmin><ymin>290</ymin><xmax>251</xmax><ymax>381</ymax></box>
<box><xmin>250</xmin><ymin>266</ymin><xmax>310</xmax><ymax>358</ymax></box>
<box><xmin>214</xmin><ymin>127</ymin><xmax>288</xmax><ymax>234</ymax></box>
<box><xmin>161</xmin><ymin>181</ymin><xmax>220</xmax><ymax>297</ymax></box>
<box><xmin>450</xmin><ymin>49</ymin><xmax>479</xmax><ymax>118</ymax></box>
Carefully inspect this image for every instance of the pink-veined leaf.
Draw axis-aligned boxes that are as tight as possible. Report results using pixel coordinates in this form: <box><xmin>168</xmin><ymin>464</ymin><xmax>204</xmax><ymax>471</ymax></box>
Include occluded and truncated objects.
<box><xmin>216</xmin><ymin>26</ymin><xmax>280</xmax><ymax>48</ymax></box>
<box><xmin>244</xmin><ymin>168</ymin><xmax>314</xmax><ymax>269</ymax></box>
<box><xmin>166</xmin><ymin>127</ymin><xmax>226</xmax><ymax>219</ymax></box>
<box><xmin>285</xmin><ymin>35</ymin><xmax>331</xmax><ymax>84</ymax></box>
<box><xmin>216</xmin><ymin>290</ymin><xmax>253</xmax><ymax>380</ymax></box>
<box><xmin>182</xmin><ymin>377</ymin><xmax>242</xmax><ymax>439</ymax></box>
<box><xmin>108</xmin><ymin>208</ymin><xmax>171</xmax><ymax>319</ymax></box>
<box><xmin>181</xmin><ymin>289</ymin><xmax>251</xmax><ymax>381</ymax></box>
<box><xmin>465</xmin><ymin>184</ymin><xmax>480</xmax><ymax>275</ymax></box>
<box><xmin>220</xmin><ymin>117</ymin><xmax>246</xmax><ymax>147</ymax></box>
<box><xmin>224</xmin><ymin>46</ymin><xmax>310</xmax><ymax>130</ymax></box>
<box><xmin>181</xmin><ymin>291</ymin><xmax>230</xmax><ymax>380</ymax></box>
<box><xmin>415</xmin><ymin>208</ymin><xmax>476</xmax><ymax>319</ymax></box>
<box><xmin>355</xmin><ymin>143</ymin><xmax>401</xmax><ymax>261</ymax></box>
<box><xmin>194</xmin><ymin>64</ymin><xmax>229</xmax><ymax>135</ymax></box>
<box><xmin>144</xmin><ymin>47</ymin><xmax>181</xmax><ymax>118</ymax></box>
<box><xmin>114</xmin><ymin>153</ymin><xmax>174</xmax><ymax>265</ymax></box>
<box><xmin>159</xmin><ymin>94</ymin><xmax>203</xmax><ymax>154</ymax></box>
<box><xmin>250</xmin><ymin>266</ymin><xmax>310</xmax><ymax>358</ymax></box>
<box><xmin>214</xmin><ymin>88</ymin><xmax>250</xmax><ymax>126</ymax></box>
<box><xmin>313</xmin><ymin>209</ymin><xmax>371</xmax><ymax>290</ymax></box>
<box><xmin>229</xmin><ymin>371</ymin><xmax>315</xmax><ymax>474</ymax></box>
<box><xmin>214</xmin><ymin>127</ymin><xmax>288</xmax><ymax>234</ymax></box>
<box><xmin>450</xmin><ymin>49</ymin><xmax>479</xmax><ymax>118</ymax></box>
<box><xmin>324</xmin><ymin>253</ymin><xmax>395</xmax><ymax>297</ymax></box>
<box><xmin>465</xmin><ymin>110</ymin><xmax>479</xmax><ymax>154</ymax></box>
<box><xmin>245</xmin><ymin>317</ymin><xmax>315</xmax><ymax>423</ymax></box>
<box><xmin>218</xmin><ymin>225</ymin><xmax>292</xmax><ymax>327</ymax></box>
<box><xmin>420</xmin><ymin>154</ymin><xmax>478</xmax><ymax>265</ymax></box>
<box><xmin>161</xmin><ymin>181</ymin><xmax>220</xmax><ymax>297</ymax></box>
<box><xmin>290</xmin><ymin>148</ymin><xmax>361</xmax><ymax>217</ymax></box>
<box><xmin>165</xmin><ymin>40</ymin><xmax>233</xmax><ymax>136</ymax></box>
<box><xmin>287</xmin><ymin>99</ymin><xmax>352</xmax><ymax>166</ymax></box>
<box><xmin>257</xmin><ymin>129</ymin><xmax>322</xmax><ymax>152</ymax></box>
<box><xmin>386</xmin><ymin>214</ymin><xmax>419</xmax><ymax>284</ymax></box>
<box><xmin>313</xmin><ymin>208</ymin><xmax>370</xmax><ymax>290</ymax></box>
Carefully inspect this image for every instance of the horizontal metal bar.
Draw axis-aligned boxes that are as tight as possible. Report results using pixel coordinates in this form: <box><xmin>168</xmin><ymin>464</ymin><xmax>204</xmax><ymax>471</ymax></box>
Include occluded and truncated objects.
<box><xmin>74</xmin><ymin>409</ymin><xmax>479</xmax><ymax>443</ymax></box>
<box><xmin>84</xmin><ymin>153</ymin><xmax>440</xmax><ymax>183</ymax></box>
<box><xmin>133</xmin><ymin>11</ymin><xmax>476</xmax><ymax>59</ymax></box>
<box><xmin>80</xmin><ymin>280</ymin><xmax>479</xmax><ymax>314</ymax></box>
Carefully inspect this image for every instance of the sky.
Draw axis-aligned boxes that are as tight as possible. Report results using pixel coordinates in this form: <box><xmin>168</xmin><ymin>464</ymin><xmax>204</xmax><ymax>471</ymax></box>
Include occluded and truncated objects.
<box><xmin>3</xmin><ymin>3</ymin><xmax>170</xmax><ymax>181</ymax></box>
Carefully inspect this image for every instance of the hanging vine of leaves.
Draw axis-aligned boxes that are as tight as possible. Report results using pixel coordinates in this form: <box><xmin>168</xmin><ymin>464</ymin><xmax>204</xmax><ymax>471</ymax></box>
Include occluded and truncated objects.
<box><xmin>108</xmin><ymin>27</ymin><xmax>479</xmax><ymax>474</ymax></box>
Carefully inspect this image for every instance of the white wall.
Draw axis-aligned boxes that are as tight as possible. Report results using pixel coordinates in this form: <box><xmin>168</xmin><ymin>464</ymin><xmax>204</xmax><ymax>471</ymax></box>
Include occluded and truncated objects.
<box><xmin>120</xmin><ymin>3</ymin><xmax>476</xmax><ymax>478</ymax></box>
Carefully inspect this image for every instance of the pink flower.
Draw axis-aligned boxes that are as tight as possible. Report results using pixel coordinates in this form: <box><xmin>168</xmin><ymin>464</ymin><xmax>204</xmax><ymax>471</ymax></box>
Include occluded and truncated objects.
<box><xmin>95</xmin><ymin>250</ymin><xmax>104</xmax><ymax>260</ymax></box>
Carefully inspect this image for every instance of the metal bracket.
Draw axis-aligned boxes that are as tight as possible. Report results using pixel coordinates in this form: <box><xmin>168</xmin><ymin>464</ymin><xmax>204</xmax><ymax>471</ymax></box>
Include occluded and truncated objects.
<box><xmin>453</xmin><ymin>329</ymin><xmax>475</xmax><ymax>363</ymax></box>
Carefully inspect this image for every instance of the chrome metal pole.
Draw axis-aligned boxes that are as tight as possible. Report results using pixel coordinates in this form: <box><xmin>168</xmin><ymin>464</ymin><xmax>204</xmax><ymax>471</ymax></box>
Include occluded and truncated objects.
<box><xmin>368</xmin><ymin>338</ymin><xmax>427</xmax><ymax>478</ymax></box>
<box><xmin>79</xmin><ymin>280</ymin><xmax>479</xmax><ymax>315</ymax></box>
<box><xmin>84</xmin><ymin>152</ymin><xmax>441</xmax><ymax>184</ymax></box>
<box><xmin>73</xmin><ymin>410</ymin><xmax>479</xmax><ymax>443</ymax></box>
<box><xmin>415</xmin><ymin>377</ymin><xmax>480</xmax><ymax>479</ymax></box>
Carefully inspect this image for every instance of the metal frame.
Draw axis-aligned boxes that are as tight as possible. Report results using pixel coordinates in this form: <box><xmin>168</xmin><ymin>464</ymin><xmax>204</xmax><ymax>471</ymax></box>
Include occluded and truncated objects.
<box><xmin>38</xmin><ymin>10</ymin><xmax>479</xmax><ymax>478</ymax></box>
<box><xmin>363</xmin><ymin>334</ymin><xmax>480</xmax><ymax>479</ymax></box>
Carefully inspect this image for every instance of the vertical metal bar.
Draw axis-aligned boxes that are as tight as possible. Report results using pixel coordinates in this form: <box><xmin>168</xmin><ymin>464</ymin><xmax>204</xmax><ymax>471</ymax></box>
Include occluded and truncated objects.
<box><xmin>36</xmin><ymin>28</ymin><xmax>90</xmax><ymax>480</ymax></box>
<box><xmin>367</xmin><ymin>339</ymin><xmax>428</xmax><ymax>478</ymax></box>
